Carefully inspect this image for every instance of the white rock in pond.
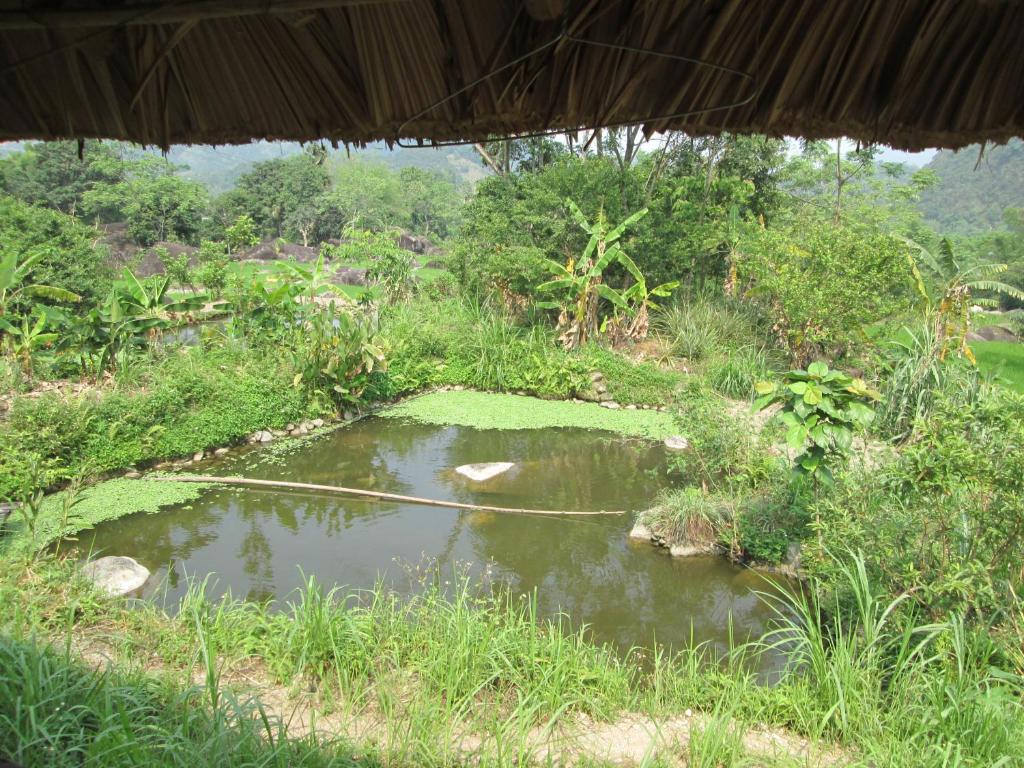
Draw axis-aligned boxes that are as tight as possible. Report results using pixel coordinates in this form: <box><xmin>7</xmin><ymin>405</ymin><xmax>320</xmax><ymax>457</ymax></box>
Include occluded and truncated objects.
<box><xmin>258</xmin><ymin>430</ymin><xmax>274</xmax><ymax>443</ymax></box>
<box><xmin>214</xmin><ymin>447</ymin><xmax>230</xmax><ymax>457</ymax></box>
<box><xmin>664</xmin><ymin>436</ymin><xmax>690</xmax><ymax>452</ymax></box>
<box><xmin>600</xmin><ymin>401</ymin><xmax>621</xmax><ymax>410</ymax></box>
<box><xmin>629</xmin><ymin>523</ymin><xmax>654</xmax><ymax>541</ymax></box>
<box><xmin>81</xmin><ymin>556</ymin><xmax>150</xmax><ymax>596</ymax></box>
<box><xmin>192</xmin><ymin>450</ymin><xmax>205</xmax><ymax>462</ymax></box>
<box><xmin>625</xmin><ymin>404</ymin><xmax>637</xmax><ymax>410</ymax></box>
<box><xmin>455</xmin><ymin>462</ymin><xmax>515</xmax><ymax>482</ymax></box>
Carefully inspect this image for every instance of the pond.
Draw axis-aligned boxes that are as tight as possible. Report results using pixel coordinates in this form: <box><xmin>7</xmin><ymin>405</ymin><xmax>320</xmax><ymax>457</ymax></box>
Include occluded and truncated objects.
<box><xmin>81</xmin><ymin>417</ymin><xmax>788</xmax><ymax>660</ymax></box>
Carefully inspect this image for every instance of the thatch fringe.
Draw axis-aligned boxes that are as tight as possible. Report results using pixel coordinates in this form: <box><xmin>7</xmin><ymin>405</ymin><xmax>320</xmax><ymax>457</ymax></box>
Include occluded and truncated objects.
<box><xmin>1</xmin><ymin>0</ymin><xmax>1022</xmax><ymax>149</ymax></box>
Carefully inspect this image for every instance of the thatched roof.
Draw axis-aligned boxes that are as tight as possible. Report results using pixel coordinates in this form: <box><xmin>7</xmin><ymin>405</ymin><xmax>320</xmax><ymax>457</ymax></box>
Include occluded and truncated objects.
<box><xmin>1</xmin><ymin>0</ymin><xmax>1022</xmax><ymax>150</ymax></box>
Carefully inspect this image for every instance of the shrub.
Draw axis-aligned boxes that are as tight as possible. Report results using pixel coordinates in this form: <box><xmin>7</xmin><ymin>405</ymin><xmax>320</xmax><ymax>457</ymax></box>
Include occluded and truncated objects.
<box><xmin>741</xmin><ymin>221</ymin><xmax>913</xmax><ymax>363</ymax></box>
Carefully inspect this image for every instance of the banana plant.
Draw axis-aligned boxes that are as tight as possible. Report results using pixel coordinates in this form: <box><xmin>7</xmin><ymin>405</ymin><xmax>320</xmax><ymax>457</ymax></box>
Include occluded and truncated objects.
<box><xmin>0</xmin><ymin>243</ymin><xmax>81</xmax><ymax>317</ymax></box>
<box><xmin>0</xmin><ymin>313</ymin><xmax>58</xmax><ymax>376</ymax></box>
<box><xmin>905</xmin><ymin>237</ymin><xmax>1024</xmax><ymax>362</ymax></box>
<box><xmin>537</xmin><ymin>200</ymin><xmax>648</xmax><ymax>349</ymax></box>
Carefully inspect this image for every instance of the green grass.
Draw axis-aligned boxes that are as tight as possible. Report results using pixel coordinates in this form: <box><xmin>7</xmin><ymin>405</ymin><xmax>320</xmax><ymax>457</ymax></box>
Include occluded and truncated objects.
<box><xmin>973</xmin><ymin>340</ymin><xmax>1024</xmax><ymax>393</ymax></box>
<box><xmin>1</xmin><ymin>553</ymin><xmax>1021</xmax><ymax>766</ymax></box>
<box><xmin>381</xmin><ymin>390</ymin><xmax>679</xmax><ymax>439</ymax></box>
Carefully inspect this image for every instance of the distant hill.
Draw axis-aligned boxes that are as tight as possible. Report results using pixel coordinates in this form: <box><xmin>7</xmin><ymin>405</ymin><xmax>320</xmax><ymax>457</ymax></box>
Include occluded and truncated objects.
<box><xmin>918</xmin><ymin>139</ymin><xmax>1024</xmax><ymax>234</ymax></box>
<box><xmin>166</xmin><ymin>141</ymin><xmax>488</xmax><ymax>194</ymax></box>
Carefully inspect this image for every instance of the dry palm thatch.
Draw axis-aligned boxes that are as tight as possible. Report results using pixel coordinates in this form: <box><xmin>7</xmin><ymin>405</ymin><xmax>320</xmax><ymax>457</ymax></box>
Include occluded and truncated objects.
<box><xmin>0</xmin><ymin>0</ymin><xmax>1022</xmax><ymax>149</ymax></box>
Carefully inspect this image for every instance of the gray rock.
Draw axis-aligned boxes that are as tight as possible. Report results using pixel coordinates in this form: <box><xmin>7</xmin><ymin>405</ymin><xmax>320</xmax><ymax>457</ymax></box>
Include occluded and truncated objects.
<box><xmin>311</xmin><ymin>418</ymin><xmax>325</xmax><ymax>428</ymax></box>
<box><xmin>124</xmin><ymin>470</ymin><xmax>142</xmax><ymax>479</ymax></box>
<box><xmin>453</xmin><ymin>385</ymin><xmax>465</xmax><ymax>391</ymax></box>
<box><xmin>214</xmin><ymin>447</ymin><xmax>230</xmax><ymax>457</ymax></box>
<box><xmin>669</xmin><ymin>543</ymin><xmax>712</xmax><ymax>558</ymax></box>
<box><xmin>625</xmin><ymin>404</ymin><xmax>637</xmax><ymax>410</ymax></box>
<box><xmin>455</xmin><ymin>462</ymin><xmax>515</xmax><ymax>481</ymax></box>
<box><xmin>192</xmin><ymin>451</ymin><xmax>205</xmax><ymax>462</ymax></box>
<box><xmin>272</xmin><ymin>429</ymin><xmax>287</xmax><ymax>438</ymax></box>
<box><xmin>589</xmin><ymin>371</ymin><xmax>604</xmax><ymax>383</ymax></box>
<box><xmin>664</xmin><ymin>436</ymin><xmax>690</xmax><ymax>452</ymax></box>
<box><xmin>594</xmin><ymin>382</ymin><xmax>608</xmax><ymax>394</ymax></box>
<box><xmin>578</xmin><ymin>390</ymin><xmax>602</xmax><ymax>403</ymax></box>
<box><xmin>598</xmin><ymin>391</ymin><xmax>615</xmax><ymax>402</ymax></box>
<box><xmin>342</xmin><ymin>410</ymin><xmax>355</xmax><ymax>421</ymax></box>
<box><xmin>81</xmin><ymin>556</ymin><xmax>150</xmax><ymax>596</ymax></box>
<box><xmin>629</xmin><ymin>523</ymin><xmax>653</xmax><ymax>541</ymax></box>
<box><xmin>784</xmin><ymin>542</ymin><xmax>802</xmax><ymax>570</ymax></box>
<box><xmin>258</xmin><ymin>430</ymin><xmax>274</xmax><ymax>443</ymax></box>
<box><xmin>286</xmin><ymin>423</ymin><xmax>296</xmax><ymax>432</ymax></box>
<box><xmin>600</xmin><ymin>401</ymin><xmax>621</xmax><ymax>410</ymax></box>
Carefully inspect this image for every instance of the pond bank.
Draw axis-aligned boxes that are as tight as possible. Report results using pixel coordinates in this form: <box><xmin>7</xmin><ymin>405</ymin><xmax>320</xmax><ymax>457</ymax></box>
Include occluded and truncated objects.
<box><xmin>0</xmin><ymin>554</ymin><xmax>846</xmax><ymax>767</ymax></box>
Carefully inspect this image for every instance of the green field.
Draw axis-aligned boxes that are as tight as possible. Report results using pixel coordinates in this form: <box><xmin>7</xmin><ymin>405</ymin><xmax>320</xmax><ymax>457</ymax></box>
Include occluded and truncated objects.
<box><xmin>974</xmin><ymin>340</ymin><xmax>1024</xmax><ymax>393</ymax></box>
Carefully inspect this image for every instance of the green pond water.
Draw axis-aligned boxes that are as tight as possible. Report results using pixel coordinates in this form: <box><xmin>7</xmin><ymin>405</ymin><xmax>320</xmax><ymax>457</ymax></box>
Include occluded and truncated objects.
<box><xmin>81</xmin><ymin>417</ymin><xmax>787</xmax><ymax>658</ymax></box>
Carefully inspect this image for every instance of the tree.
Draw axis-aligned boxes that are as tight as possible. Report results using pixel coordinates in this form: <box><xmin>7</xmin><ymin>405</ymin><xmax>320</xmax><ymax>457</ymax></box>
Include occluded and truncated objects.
<box><xmin>225</xmin><ymin>214</ymin><xmax>259</xmax><ymax>254</ymax></box>
<box><xmin>0</xmin><ymin>140</ymin><xmax>127</xmax><ymax>217</ymax></box>
<box><xmin>0</xmin><ymin>195</ymin><xmax>111</xmax><ymax>309</ymax></box>
<box><xmin>81</xmin><ymin>155</ymin><xmax>207</xmax><ymax>246</ymax></box>
<box><xmin>224</xmin><ymin>149</ymin><xmax>330</xmax><ymax>240</ymax></box>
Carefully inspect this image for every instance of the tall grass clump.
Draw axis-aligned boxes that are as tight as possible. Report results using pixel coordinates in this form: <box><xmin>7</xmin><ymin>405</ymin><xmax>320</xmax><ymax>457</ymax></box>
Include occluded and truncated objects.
<box><xmin>0</xmin><ymin>634</ymin><xmax>356</xmax><ymax>768</ymax></box>
<box><xmin>875</xmin><ymin>324</ymin><xmax>981</xmax><ymax>442</ymax></box>
<box><xmin>707</xmin><ymin>344</ymin><xmax>773</xmax><ymax>400</ymax></box>
<box><xmin>654</xmin><ymin>291</ymin><xmax>767</xmax><ymax>361</ymax></box>
<box><xmin>755</xmin><ymin>554</ymin><xmax>1024</xmax><ymax>765</ymax></box>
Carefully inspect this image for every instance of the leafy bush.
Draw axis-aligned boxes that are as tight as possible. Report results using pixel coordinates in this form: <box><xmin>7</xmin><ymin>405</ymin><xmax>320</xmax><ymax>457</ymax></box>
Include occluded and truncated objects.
<box><xmin>742</xmin><ymin>221</ymin><xmax>913</xmax><ymax>363</ymax></box>
<box><xmin>0</xmin><ymin>347</ymin><xmax>314</xmax><ymax>498</ymax></box>
<box><xmin>807</xmin><ymin>388</ymin><xmax>1024</xmax><ymax>619</ymax></box>
<box><xmin>755</xmin><ymin>361</ymin><xmax>880</xmax><ymax>485</ymax></box>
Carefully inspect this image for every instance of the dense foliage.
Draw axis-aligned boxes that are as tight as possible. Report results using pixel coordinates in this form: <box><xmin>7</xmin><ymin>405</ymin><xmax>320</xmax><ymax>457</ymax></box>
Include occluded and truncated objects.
<box><xmin>1</xmin><ymin>131</ymin><xmax>1023</xmax><ymax>764</ymax></box>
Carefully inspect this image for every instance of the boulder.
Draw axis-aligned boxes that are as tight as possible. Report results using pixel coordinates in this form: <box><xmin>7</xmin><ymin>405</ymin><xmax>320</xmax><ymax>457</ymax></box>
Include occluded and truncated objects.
<box><xmin>192</xmin><ymin>451</ymin><xmax>205</xmax><ymax>462</ymax></box>
<box><xmin>455</xmin><ymin>462</ymin><xmax>515</xmax><ymax>482</ymax></box>
<box><xmin>257</xmin><ymin>430</ymin><xmax>274</xmax><ymax>443</ymax></box>
<box><xmin>669</xmin><ymin>543</ymin><xmax>713</xmax><ymax>557</ymax></box>
<box><xmin>664</xmin><ymin>436</ymin><xmax>690</xmax><ymax>452</ymax></box>
<box><xmin>81</xmin><ymin>556</ymin><xmax>150</xmax><ymax>596</ymax></box>
<box><xmin>628</xmin><ymin>523</ymin><xmax>653</xmax><ymax>541</ymax></box>
<box><xmin>311</xmin><ymin>418</ymin><xmax>325</xmax><ymax>428</ymax></box>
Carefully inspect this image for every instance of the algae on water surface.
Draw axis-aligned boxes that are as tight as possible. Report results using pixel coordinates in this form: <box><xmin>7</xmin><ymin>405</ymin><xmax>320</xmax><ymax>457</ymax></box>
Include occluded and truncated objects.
<box><xmin>381</xmin><ymin>391</ymin><xmax>678</xmax><ymax>439</ymax></box>
<box><xmin>5</xmin><ymin>478</ymin><xmax>217</xmax><ymax>553</ymax></box>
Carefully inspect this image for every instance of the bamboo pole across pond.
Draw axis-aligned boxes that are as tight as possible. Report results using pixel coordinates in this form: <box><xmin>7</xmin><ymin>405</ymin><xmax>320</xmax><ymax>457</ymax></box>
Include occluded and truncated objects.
<box><xmin>156</xmin><ymin>475</ymin><xmax>626</xmax><ymax>517</ymax></box>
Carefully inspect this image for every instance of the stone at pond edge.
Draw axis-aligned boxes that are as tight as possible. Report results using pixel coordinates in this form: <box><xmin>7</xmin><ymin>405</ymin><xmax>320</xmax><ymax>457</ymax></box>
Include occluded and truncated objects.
<box><xmin>312</xmin><ymin>418</ymin><xmax>325</xmax><ymax>428</ymax></box>
<box><xmin>455</xmin><ymin>462</ymin><xmax>515</xmax><ymax>482</ymax></box>
<box><xmin>629</xmin><ymin>523</ymin><xmax>653</xmax><ymax>541</ymax></box>
<box><xmin>664</xmin><ymin>436</ymin><xmax>690</xmax><ymax>452</ymax></box>
<box><xmin>670</xmin><ymin>543</ymin><xmax>715</xmax><ymax>557</ymax></box>
<box><xmin>214</xmin><ymin>447</ymin><xmax>230</xmax><ymax>457</ymax></box>
<box><xmin>193</xmin><ymin>451</ymin><xmax>205</xmax><ymax>462</ymax></box>
<box><xmin>600</xmin><ymin>401</ymin><xmax>621</xmax><ymax>410</ymax></box>
<box><xmin>81</xmin><ymin>556</ymin><xmax>150</xmax><ymax>596</ymax></box>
